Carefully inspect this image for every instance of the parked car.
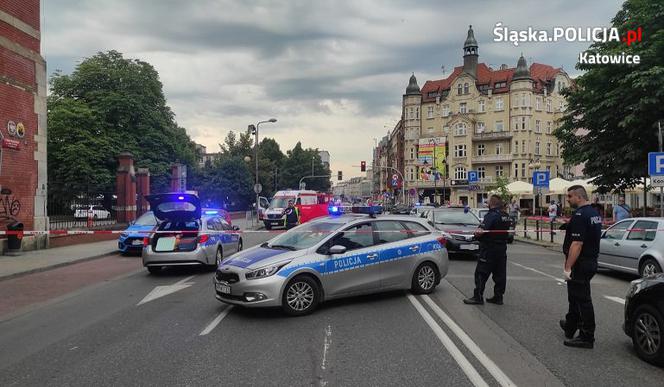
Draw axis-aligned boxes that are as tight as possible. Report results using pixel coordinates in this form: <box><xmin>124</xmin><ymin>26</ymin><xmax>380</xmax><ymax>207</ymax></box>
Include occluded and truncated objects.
<box><xmin>624</xmin><ymin>273</ymin><xmax>664</xmax><ymax>366</ymax></box>
<box><xmin>411</xmin><ymin>205</ymin><xmax>435</xmax><ymax>217</ymax></box>
<box><xmin>425</xmin><ymin>207</ymin><xmax>480</xmax><ymax>257</ymax></box>
<box><xmin>118</xmin><ymin>211</ymin><xmax>157</xmax><ymax>254</ymax></box>
<box><xmin>142</xmin><ymin>193</ymin><xmax>243</xmax><ymax>274</ymax></box>
<box><xmin>391</xmin><ymin>204</ymin><xmax>412</xmax><ymax>215</ymax></box>
<box><xmin>74</xmin><ymin>205</ymin><xmax>111</xmax><ymax>219</ymax></box>
<box><xmin>598</xmin><ymin>218</ymin><xmax>664</xmax><ymax>277</ymax></box>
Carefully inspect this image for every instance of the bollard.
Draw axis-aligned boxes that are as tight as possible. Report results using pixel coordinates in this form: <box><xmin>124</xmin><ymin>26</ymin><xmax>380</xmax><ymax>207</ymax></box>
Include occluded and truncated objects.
<box><xmin>536</xmin><ymin>220</ymin><xmax>540</xmax><ymax>241</ymax></box>
<box><xmin>523</xmin><ymin>217</ymin><xmax>527</xmax><ymax>238</ymax></box>
<box><xmin>550</xmin><ymin>220</ymin><xmax>554</xmax><ymax>243</ymax></box>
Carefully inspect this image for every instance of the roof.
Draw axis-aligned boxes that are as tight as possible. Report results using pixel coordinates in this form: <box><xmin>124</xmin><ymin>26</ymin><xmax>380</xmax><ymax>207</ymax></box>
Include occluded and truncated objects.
<box><xmin>421</xmin><ymin>62</ymin><xmax>563</xmax><ymax>102</ymax></box>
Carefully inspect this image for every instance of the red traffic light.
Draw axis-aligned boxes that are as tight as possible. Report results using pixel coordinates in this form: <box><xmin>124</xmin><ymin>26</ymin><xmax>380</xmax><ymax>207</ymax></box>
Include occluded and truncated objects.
<box><xmin>360</xmin><ymin>161</ymin><xmax>366</xmax><ymax>172</ymax></box>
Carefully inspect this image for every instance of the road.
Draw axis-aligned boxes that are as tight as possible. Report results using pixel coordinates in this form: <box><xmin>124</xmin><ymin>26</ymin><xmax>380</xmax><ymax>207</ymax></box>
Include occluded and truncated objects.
<box><xmin>1</xmin><ymin>231</ymin><xmax>662</xmax><ymax>386</ymax></box>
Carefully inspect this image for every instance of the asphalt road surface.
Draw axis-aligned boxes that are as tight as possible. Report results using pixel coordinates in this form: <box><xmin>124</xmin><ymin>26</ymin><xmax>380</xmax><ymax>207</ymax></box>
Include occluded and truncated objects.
<box><xmin>1</xmin><ymin>231</ymin><xmax>663</xmax><ymax>386</ymax></box>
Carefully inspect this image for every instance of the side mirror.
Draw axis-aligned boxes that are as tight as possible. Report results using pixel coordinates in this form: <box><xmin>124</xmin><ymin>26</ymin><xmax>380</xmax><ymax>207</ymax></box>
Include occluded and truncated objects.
<box><xmin>232</xmin><ymin>225</ymin><xmax>240</xmax><ymax>231</ymax></box>
<box><xmin>328</xmin><ymin>245</ymin><xmax>347</xmax><ymax>255</ymax></box>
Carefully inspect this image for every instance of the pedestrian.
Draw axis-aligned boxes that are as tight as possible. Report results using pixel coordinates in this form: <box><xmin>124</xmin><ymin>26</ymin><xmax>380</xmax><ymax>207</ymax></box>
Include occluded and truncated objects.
<box><xmin>463</xmin><ymin>195</ymin><xmax>512</xmax><ymax>305</ymax></box>
<box><xmin>559</xmin><ymin>185</ymin><xmax>602</xmax><ymax>349</ymax></box>
<box><xmin>612</xmin><ymin>197</ymin><xmax>631</xmax><ymax>222</ymax></box>
<box><xmin>548</xmin><ymin>200</ymin><xmax>558</xmax><ymax>222</ymax></box>
<box><xmin>509</xmin><ymin>199</ymin><xmax>520</xmax><ymax>221</ymax></box>
<box><xmin>282</xmin><ymin>200</ymin><xmax>300</xmax><ymax>229</ymax></box>
<box><xmin>590</xmin><ymin>196</ymin><xmax>604</xmax><ymax>219</ymax></box>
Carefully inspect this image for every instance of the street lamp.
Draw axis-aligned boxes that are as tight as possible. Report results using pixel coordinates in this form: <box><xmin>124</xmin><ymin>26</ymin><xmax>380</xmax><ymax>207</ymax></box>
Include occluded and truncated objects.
<box><xmin>252</xmin><ymin>118</ymin><xmax>277</xmax><ymax>219</ymax></box>
<box><xmin>528</xmin><ymin>157</ymin><xmax>542</xmax><ymax>216</ymax></box>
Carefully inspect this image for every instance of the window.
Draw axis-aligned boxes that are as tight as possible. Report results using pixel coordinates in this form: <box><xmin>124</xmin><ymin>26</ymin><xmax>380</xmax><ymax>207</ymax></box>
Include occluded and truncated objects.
<box><xmin>547</xmin><ymin>143</ymin><xmax>552</xmax><ymax>156</ymax></box>
<box><xmin>328</xmin><ymin>223</ymin><xmax>375</xmax><ymax>251</ymax></box>
<box><xmin>455</xmin><ymin>122</ymin><xmax>466</xmax><ymax>136</ymax></box>
<box><xmin>409</xmin><ymin>108</ymin><xmax>413</xmax><ymax>119</ymax></box>
<box><xmin>536</xmin><ymin>97</ymin><xmax>542</xmax><ymax>110</ymax></box>
<box><xmin>478</xmin><ymin>166</ymin><xmax>486</xmax><ymax>178</ymax></box>
<box><xmin>525</xmin><ymin>93</ymin><xmax>530</xmax><ymax>107</ymax></box>
<box><xmin>547</xmin><ymin>121</ymin><xmax>552</xmax><ymax>134</ymax></box>
<box><xmin>535</xmin><ymin>120</ymin><xmax>541</xmax><ymax>133</ymax></box>
<box><xmin>514</xmin><ymin>163</ymin><xmax>519</xmax><ymax>178</ymax></box>
<box><xmin>460</xmin><ymin>103</ymin><xmax>467</xmax><ymax>114</ymax></box>
<box><xmin>495</xmin><ymin>120</ymin><xmax>504</xmax><ymax>132</ymax></box>
<box><xmin>410</xmin><ymin>147</ymin><xmax>415</xmax><ymax>160</ymax></box>
<box><xmin>604</xmin><ymin>220</ymin><xmax>633</xmax><ymax>240</ymax></box>
<box><xmin>521</xmin><ymin>117</ymin><xmax>528</xmax><ymax>130</ymax></box>
<box><xmin>476</xmin><ymin>122</ymin><xmax>485</xmax><ymax>134</ymax></box>
<box><xmin>513</xmin><ymin>141</ymin><xmax>518</xmax><ymax>154</ymax></box>
<box><xmin>402</xmin><ymin>221</ymin><xmax>430</xmax><ymax>237</ymax></box>
<box><xmin>521</xmin><ymin>163</ymin><xmax>526</xmax><ymax>177</ymax></box>
<box><xmin>464</xmin><ymin>83</ymin><xmax>469</xmax><ymax>94</ymax></box>
<box><xmin>496</xmin><ymin>165</ymin><xmax>504</xmax><ymax>177</ymax></box>
<box><xmin>457</xmin><ymin>84</ymin><xmax>463</xmax><ymax>95</ymax></box>
<box><xmin>477</xmin><ymin>144</ymin><xmax>485</xmax><ymax>156</ymax></box>
<box><xmin>454</xmin><ymin>144</ymin><xmax>467</xmax><ymax>157</ymax></box>
<box><xmin>416</xmin><ymin>107</ymin><xmax>420</xmax><ymax>119</ymax></box>
<box><xmin>427</xmin><ymin>106</ymin><xmax>434</xmax><ymax>118</ymax></box>
<box><xmin>442</xmin><ymin>105</ymin><xmax>450</xmax><ymax>117</ymax></box>
<box><xmin>375</xmin><ymin>221</ymin><xmax>410</xmax><ymax>244</ymax></box>
<box><xmin>455</xmin><ymin>167</ymin><xmax>467</xmax><ymax>180</ymax></box>
<box><xmin>301</xmin><ymin>195</ymin><xmax>317</xmax><ymax>205</ymax></box>
<box><xmin>495</xmin><ymin>98</ymin><xmax>504</xmax><ymax>111</ymax></box>
<box><xmin>521</xmin><ymin>140</ymin><xmax>526</xmax><ymax>153</ymax></box>
<box><xmin>546</xmin><ymin>98</ymin><xmax>552</xmax><ymax>112</ymax></box>
<box><xmin>478</xmin><ymin>100</ymin><xmax>485</xmax><ymax>112</ymax></box>
<box><xmin>520</xmin><ymin>93</ymin><xmax>526</xmax><ymax>107</ymax></box>
<box><xmin>627</xmin><ymin>220</ymin><xmax>658</xmax><ymax>242</ymax></box>
<box><xmin>496</xmin><ymin>143</ymin><xmax>503</xmax><ymax>155</ymax></box>
<box><xmin>408</xmin><ymin>167</ymin><xmax>414</xmax><ymax>181</ymax></box>
<box><xmin>535</xmin><ymin>141</ymin><xmax>540</xmax><ymax>155</ymax></box>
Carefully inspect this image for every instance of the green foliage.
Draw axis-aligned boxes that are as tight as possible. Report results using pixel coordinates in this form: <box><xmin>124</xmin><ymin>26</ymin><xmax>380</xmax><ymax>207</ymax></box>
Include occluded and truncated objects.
<box><xmin>555</xmin><ymin>0</ymin><xmax>664</xmax><ymax>193</ymax></box>
<box><xmin>278</xmin><ymin>142</ymin><xmax>331</xmax><ymax>192</ymax></box>
<box><xmin>490</xmin><ymin>176</ymin><xmax>513</xmax><ymax>204</ymax></box>
<box><xmin>47</xmin><ymin>50</ymin><xmax>196</xmax><ymax>194</ymax></box>
<box><xmin>197</xmin><ymin>157</ymin><xmax>253</xmax><ymax>211</ymax></box>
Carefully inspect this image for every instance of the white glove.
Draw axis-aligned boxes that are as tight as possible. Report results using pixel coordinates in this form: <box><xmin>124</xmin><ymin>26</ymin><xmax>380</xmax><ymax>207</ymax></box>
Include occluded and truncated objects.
<box><xmin>563</xmin><ymin>269</ymin><xmax>572</xmax><ymax>281</ymax></box>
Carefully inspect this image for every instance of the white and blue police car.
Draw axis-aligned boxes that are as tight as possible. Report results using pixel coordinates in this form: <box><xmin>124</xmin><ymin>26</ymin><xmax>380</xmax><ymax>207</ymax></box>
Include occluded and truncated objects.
<box><xmin>214</xmin><ymin>206</ymin><xmax>449</xmax><ymax>316</ymax></box>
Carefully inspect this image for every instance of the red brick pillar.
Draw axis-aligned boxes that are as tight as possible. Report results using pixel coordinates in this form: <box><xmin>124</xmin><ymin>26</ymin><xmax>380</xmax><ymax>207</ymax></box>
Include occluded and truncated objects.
<box><xmin>136</xmin><ymin>168</ymin><xmax>150</xmax><ymax>217</ymax></box>
<box><xmin>116</xmin><ymin>152</ymin><xmax>136</xmax><ymax>223</ymax></box>
<box><xmin>170</xmin><ymin>163</ymin><xmax>187</xmax><ymax>192</ymax></box>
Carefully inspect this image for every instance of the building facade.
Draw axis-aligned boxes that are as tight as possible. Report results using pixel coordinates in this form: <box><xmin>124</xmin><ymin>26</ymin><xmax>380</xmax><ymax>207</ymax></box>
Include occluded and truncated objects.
<box><xmin>0</xmin><ymin>0</ymin><xmax>47</xmax><ymax>240</ymax></box>
<box><xmin>388</xmin><ymin>26</ymin><xmax>570</xmax><ymax>206</ymax></box>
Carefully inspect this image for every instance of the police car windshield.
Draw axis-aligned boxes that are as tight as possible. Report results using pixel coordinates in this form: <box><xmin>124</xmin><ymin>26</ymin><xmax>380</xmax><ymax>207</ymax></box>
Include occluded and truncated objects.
<box><xmin>432</xmin><ymin>210</ymin><xmax>480</xmax><ymax>225</ymax></box>
<box><xmin>270</xmin><ymin>197</ymin><xmax>295</xmax><ymax>209</ymax></box>
<box><xmin>134</xmin><ymin>211</ymin><xmax>156</xmax><ymax>226</ymax></box>
<box><xmin>266</xmin><ymin>221</ymin><xmax>340</xmax><ymax>250</ymax></box>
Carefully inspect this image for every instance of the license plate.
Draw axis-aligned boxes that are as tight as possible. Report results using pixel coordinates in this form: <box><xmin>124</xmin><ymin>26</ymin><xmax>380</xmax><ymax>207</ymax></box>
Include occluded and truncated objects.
<box><xmin>216</xmin><ymin>283</ymin><xmax>231</xmax><ymax>294</ymax></box>
<box><xmin>460</xmin><ymin>244</ymin><xmax>479</xmax><ymax>251</ymax></box>
<box><xmin>132</xmin><ymin>240</ymin><xmax>143</xmax><ymax>246</ymax></box>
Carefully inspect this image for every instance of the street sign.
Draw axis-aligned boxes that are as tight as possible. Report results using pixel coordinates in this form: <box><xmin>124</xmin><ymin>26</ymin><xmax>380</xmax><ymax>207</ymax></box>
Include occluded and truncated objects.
<box><xmin>468</xmin><ymin>184</ymin><xmax>480</xmax><ymax>191</ymax></box>
<box><xmin>298</xmin><ymin>182</ymin><xmax>305</xmax><ymax>190</ymax></box>
<box><xmin>648</xmin><ymin>152</ymin><xmax>664</xmax><ymax>176</ymax></box>
<box><xmin>532</xmin><ymin>171</ymin><xmax>550</xmax><ymax>188</ymax></box>
<box><xmin>254</xmin><ymin>183</ymin><xmax>263</xmax><ymax>193</ymax></box>
<box><xmin>652</xmin><ymin>176</ymin><xmax>664</xmax><ymax>187</ymax></box>
<box><xmin>468</xmin><ymin>171</ymin><xmax>478</xmax><ymax>183</ymax></box>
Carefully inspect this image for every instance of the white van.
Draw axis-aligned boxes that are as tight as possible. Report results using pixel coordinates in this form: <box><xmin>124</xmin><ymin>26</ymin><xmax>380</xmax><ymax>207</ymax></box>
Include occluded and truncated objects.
<box><xmin>263</xmin><ymin>190</ymin><xmax>318</xmax><ymax>229</ymax></box>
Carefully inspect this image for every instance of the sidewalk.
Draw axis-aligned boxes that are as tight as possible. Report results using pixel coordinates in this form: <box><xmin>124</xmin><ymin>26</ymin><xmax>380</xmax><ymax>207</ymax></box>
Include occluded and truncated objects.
<box><xmin>0</xmin><ymin>240</ymin><xmax>119</xmax><ymax>280</ymax></box>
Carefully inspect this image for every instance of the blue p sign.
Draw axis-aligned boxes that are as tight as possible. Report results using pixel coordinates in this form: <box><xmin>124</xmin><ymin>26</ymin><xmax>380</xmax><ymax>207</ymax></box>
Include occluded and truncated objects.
<box><xmin>468</xmin><ymin>171</ymin><xmax>478</xmax><ymax>183</ymax></box>
<box><xmin>648</xmin><ymin>152</ymin><xmax>664</xmax><ymax>176</ymax></box>
<box><xmin>533</xmin><ymin>171</ymin><xmax>550</xmax><ymax>187</ymax></box>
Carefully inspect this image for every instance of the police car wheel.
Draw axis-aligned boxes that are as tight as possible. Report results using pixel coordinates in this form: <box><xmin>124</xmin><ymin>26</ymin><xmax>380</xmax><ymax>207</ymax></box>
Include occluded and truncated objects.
<box><xmin>411</xmin><ymin>262</ymin><xmax>438</xmax><ymax>294</ymax></box>
<box><xmin>632</xmin><ymin>305</ymin><xmax>664</xmax><ymax>366</ymax></box>
<box><xmin>282</xmin><ymin>276</ymin><xmax>320</xmax><ymax>316</ymax></box>
<box><xmin>215</xmin><ymin>247</ymin><xmax>224</xmax><ymax>267</ymax></box>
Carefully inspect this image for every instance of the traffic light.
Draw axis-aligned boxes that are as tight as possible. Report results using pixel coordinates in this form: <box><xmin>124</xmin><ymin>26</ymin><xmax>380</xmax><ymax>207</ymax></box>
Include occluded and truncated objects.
<box><xmin>360</xmin><ymin>161</ymin><xmax>366</xmax><ymax>172</ymax></box>
<box><xmin>337</xmin><ymin>171</ymin><xmax>343</xmax><ymax>180</ymax></box>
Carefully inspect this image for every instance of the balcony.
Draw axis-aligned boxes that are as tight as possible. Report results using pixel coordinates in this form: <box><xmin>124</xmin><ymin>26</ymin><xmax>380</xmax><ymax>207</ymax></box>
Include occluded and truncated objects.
<box><xmin>472</xmin><ymin>131</ymin><xmax>513</xmax><ymax>141</ymax></box>
<box><xmin>471</xmin><ymin>154</ymin><xmax>513</xmax><ymax>164</ymax></box>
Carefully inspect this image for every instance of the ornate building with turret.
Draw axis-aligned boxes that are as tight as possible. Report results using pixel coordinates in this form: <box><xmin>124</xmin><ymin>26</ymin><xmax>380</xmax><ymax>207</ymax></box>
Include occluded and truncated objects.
<box><xmin>394</xmin><ymin>25</ymin><xmax>572</xmax><ymax>207</ymax></box>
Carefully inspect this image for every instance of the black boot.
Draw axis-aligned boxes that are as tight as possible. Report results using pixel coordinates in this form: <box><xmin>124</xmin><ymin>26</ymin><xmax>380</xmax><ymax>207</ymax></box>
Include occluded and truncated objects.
<box><xmin>564</xmin><ymin>337</ymin><xmax>594</xmax><ymax>349</ymax></box>
<box><xmin>559</xmin><ymin>319</ymin><xmax>577</xmax><ymax>339</ymax></box>
<box><xmin>463</xmin><ymin>296</ymin><xmax>484</xmax><ymax>305</ymax></box>
<box><xmin>486</xmin><ymin>296</ymin><xmax>503</xmax><ymax>305</ymax></box>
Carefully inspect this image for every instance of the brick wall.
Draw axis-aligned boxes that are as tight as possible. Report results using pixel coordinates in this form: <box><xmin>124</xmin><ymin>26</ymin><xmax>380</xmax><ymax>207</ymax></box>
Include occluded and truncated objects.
<box><xmin>0</xmin><ymin>0</ymin><xmax>39</xmax><ymax>30</ymax></box>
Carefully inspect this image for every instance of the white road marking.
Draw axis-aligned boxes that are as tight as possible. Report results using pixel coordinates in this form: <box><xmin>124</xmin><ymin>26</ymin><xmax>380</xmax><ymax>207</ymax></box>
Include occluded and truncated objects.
<box><xmin>510</xmin><ymin>261</ymin><xmax>565</xmax><ymax>283</ymax></box>
<box><xmin>407</xmin><ymin>295</ymin><xmax>489</xmax><ymax>387</ymax></box>
<box><xmin>199</xmin><ymin>305</ymin><xmax>234</xmax><ymax>336</ymax></box>
<box><xmin>421</xmin><ymin>295</ymin><xmax>517</xmax><ymax>387</ymax></box>
<box><xmin>137</xmin><ymin>275</ymin><xmax>196</xmax><ymax>306</ymax></box>
<box><xmin>604</xmin><ymin>295</ymin><xmax>625</xmax><ymax>305</ymax></box>
<box><xmin>319</xmin><ymin>324</ymin><xmax>332</xmax><ymax>387</ymax></box>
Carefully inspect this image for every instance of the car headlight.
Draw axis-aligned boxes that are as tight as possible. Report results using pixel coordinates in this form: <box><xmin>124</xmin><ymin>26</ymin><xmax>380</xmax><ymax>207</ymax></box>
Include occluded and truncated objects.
<box><xmin>120</xmin><ymin>233</ymin><xmax>128</xmax><ymax>238</ymax></box>
<box><xmin>626</xmin><ymin>278</ymin><xmax>645</xmax><ymax>297</ymax></box>
<box><xmin>245</xmin><ymin>262</ymin><xmax>291</xmax><ymax>280</ymax></box>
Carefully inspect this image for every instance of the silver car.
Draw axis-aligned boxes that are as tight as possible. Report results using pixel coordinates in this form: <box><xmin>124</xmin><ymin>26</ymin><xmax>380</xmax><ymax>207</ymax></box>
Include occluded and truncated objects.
<box><xmin>214</xmin><ymin>213</ymin><xmax>448</xmax><ymax>315</ymax></box>
<box><xmin>598</xmin><ymin>217</ymin><xmax>664</xmax><ymax>277</ymax></box>
<box><xmin>142</xmin><ymin>193</ymin><xmax>243</xmax><ymax>274</ymax></box>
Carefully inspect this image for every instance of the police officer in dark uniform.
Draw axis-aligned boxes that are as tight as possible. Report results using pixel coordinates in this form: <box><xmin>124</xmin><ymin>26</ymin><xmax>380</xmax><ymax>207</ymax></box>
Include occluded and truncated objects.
<box><xmin>464</xmin><ymin>195</ymin><xmax>512</xmax><ymax>305</ymax></box>
<box><xmin>559</xmin><ymin>185</ymin><xmax>602</xmax><ymax>349</ymax></box>
<box><xmin>282</xmin><ymin>200</ymin><xmax>300</xmax><ymax>229</ymax></box>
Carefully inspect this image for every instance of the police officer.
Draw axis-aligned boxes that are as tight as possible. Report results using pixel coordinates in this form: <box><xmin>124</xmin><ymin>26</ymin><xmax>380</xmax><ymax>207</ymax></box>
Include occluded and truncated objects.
<box><xmin>282</xmin><ymin>200</ymin><xmax>300</xmax><ymax>229</ymax></box>
<box><xmin>464</xmin><ymin>195</ymin><xmax>512</xmax><ymax>305</ymax></box>
<box><xmin>559</xmin><ymin>185</ymin><xmax>602</xmax><ymax>349</ymax></box>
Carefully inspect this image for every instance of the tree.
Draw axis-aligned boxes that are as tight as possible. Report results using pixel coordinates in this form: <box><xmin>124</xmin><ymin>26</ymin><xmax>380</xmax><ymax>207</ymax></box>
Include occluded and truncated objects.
<box><xmin>257</xmin><ymin>138</ymin><xmax>285</xmax><ymax>198</ymax></box>
<box><xmin>197</xmin><ymin>157</ymin><xmax>253</xmax><ymax>211</ymax></box>
<box><xmin>490</xmin><ymin>176</ymin><xmax>513</xmax><ymax>205</ymax></box>
<box><xmin>279</xmin><ymin>142</ymin><xmax>331</xmax><ymax>192</ymax></box>
<box><xmin>555</xmin><ymin>0</ymin><xmax>664</xmax><ymax>194</ymax></box>
<box><xmin>47</xmin><ymin>50</ymin><xmax>196</xmax><ymax>194</ymax></box>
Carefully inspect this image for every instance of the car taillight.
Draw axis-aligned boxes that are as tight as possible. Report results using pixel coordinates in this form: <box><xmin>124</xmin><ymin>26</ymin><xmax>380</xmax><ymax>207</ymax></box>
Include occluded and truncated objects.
<box><xmin>436</xmin><ymin>236</ymin><xmax>447</xmax><ymax>247</ymax></box>
<box><xmin>198</xmin><ymin>234</ymin><xmax>209</xmax><ymax>244</ymax></box>
<box><xmin>143</xmin><ymin>237</ymin><xmax>150</xmax><ymax>247</ymax></box>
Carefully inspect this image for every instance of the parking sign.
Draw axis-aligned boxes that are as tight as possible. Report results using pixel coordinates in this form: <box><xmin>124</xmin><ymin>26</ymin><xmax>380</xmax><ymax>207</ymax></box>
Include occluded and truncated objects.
<box><xmin>532</xmin><ymin>171</ymin><xmax>550</xmax><ymax>188</ymax></box>
<box><xmin>468</xmin><ymin>171</ymin><xmax>478</xmax><ymax>183</ymax></box>
<box><xmin>648</xmin><ymin>152</ymin><xmax>664</xmax><ymax>176</ymax></box>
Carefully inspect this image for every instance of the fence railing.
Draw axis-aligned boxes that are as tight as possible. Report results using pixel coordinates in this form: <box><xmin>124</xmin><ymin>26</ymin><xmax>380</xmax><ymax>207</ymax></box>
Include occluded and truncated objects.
<box><xmin>48</xmin><ymin>190</ymin><xmax>117</xmax><ymax>230</ymax></box>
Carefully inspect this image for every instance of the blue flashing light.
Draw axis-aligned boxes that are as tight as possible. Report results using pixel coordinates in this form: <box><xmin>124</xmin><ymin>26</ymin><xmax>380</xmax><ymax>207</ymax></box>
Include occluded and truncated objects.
<box><xmin>328</xmin><ymin>205</ymin><xmax>342</xmax><ymax>216</ymax></box>
<box><xmin>204</xmin><ymin>210</ymin><xmax>219</xmax><ymax>215</ymax></box>
<box><xmin>178</xmin><ymin>196</ymin><xmax>185</xmax><ymax>200</ymax></box>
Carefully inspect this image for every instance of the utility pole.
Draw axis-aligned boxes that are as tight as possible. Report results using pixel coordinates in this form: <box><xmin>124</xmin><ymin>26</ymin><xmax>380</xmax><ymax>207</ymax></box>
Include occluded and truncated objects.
<box><xmin>659</xmin><ymin>121</ymin><xmax>663</xmax><ymax>217</ymax></box>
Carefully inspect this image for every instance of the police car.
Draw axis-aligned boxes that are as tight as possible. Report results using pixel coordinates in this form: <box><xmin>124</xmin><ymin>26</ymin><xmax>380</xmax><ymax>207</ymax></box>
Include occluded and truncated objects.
<box><xmin>214</xmin><ymin>206</ymin><xmax>449</xmax><ymax>315</ymax></box>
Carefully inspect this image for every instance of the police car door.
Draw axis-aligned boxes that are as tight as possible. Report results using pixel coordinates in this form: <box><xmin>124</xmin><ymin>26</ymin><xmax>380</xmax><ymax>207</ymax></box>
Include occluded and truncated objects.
<box><xmin>320</xmin><ymin>222</ymin><xmax>381</xmax><ymax>297</ymax></box>
<box><xmin>219</xmin><ymin>218</ymin><xmax>238</xmax><ymax>254</ymax></box>
<box><xmin>374</xmin><ymin>220</ymin><xmax>422</xmax><ymax>289</ymax></box>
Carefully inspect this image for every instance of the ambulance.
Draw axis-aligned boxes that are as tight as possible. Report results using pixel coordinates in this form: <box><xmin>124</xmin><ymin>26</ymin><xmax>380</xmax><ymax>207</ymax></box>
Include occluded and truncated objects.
<box><xmin>262</xmin><ymin>190</ymin><xmax>333</xmax><ymax>229</ymax></box>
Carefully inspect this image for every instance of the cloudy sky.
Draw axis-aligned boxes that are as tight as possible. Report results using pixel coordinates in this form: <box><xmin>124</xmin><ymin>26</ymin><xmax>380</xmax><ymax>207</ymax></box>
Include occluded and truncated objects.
<box><xmin>42</xmin><ymin>0</ymin><xmax>624</xmax><ymax>181</ymax></box>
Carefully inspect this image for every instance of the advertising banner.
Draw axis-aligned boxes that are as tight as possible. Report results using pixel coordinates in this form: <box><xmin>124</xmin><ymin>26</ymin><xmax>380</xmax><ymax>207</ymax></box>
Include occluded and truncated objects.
<box><xmin>418</xmin><ymin>137</ymin><xmax>446</xmax><ymax>181</ymax></box>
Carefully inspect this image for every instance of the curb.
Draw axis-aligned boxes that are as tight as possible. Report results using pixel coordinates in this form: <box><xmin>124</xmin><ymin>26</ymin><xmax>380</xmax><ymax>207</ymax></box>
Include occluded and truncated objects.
<box><xmin>0</xmin><ymin>250</ymin><xmax>120</xmax><ymax>281</ymax></box>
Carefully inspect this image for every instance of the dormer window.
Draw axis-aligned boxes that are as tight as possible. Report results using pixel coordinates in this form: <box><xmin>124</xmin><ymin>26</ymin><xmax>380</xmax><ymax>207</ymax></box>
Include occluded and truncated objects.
<box><xmin>464</xmin><ymin>83</ymin><xmax>469</xmax><ymax>94</ymax></box>
<box><xmin>427</xmin><ymin>91</ymin><xmax>438</xmax><ymax>98</ymax></box>
<box><xmin>457</xmin><ymin>84</ymin><xmax>463</xmax><ymax>95</ymax></box>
